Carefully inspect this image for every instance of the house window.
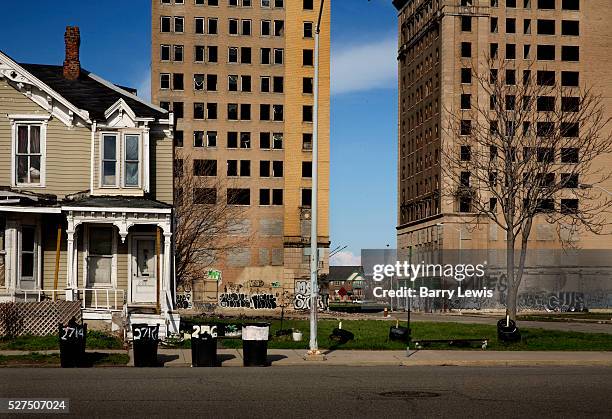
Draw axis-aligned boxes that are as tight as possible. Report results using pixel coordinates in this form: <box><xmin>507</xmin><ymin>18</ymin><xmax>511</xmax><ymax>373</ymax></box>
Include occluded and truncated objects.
<box><xmin>228</xmin><ymin>188</ymin><xmax>250</xmax><ymax>205</ymax></box>
<box><xmin>242</xmin><ymin>75</ymin><xmax>252</xmax><ymax>92</ymax></box>
<box><xmin>261</xmin><ymin>20</ymin><xmax>271</xmax><ymax>36</ymax></box>
<box><xmin>303</xmin><ymin>77</ymin><xmax>313</xmax><ymax>93</ymax></box>
<box><xmin>101</xmin><ymin>134</ymin><xmax>118</xmax><ymax>186</ymax></box>
<box><xmin>274</xmin><ymin>20</ymin><xmax>284</xmax><ymax>36</ymax></box>
<box><xmin>301</xmin><ymin>188</ymin><xmax>312</xmax><ymax>207</ymax></box>
<box><xmin>303</xmin><ymin>49</ymin><xmax>314</xmax><ymax>66</ymax></box>
<box><xmin>208</xmin><ymin>18</ymin><xmax>218</xmax><ymax>34</ymax></box>
<box><xmin>15</xmin><ymin>124</ymin><xmax>44</xmax><ymax>185</ymax></box>
<box><xmin>304</xmin><ymin>22</ymin><xmax>313</xmax><ymax>38</ymax></box>
<box><xmin>261</xmin><ymin>76</ymin><xmax>271</xmax><ymax>92</ymax></box>
<box><xmin>194</xmin><ymin>188</ymin><xmax>217</xmax><ymax>205</ymax></box>
<box><xmin>274</xmin><ymin>49</ymin><xmax>284</xmax><ymax>64</ymax></box>
<box><xmin>302</xmin><ymin>161</ymin><xmax>312</xmax><ymax>178</ymax></box>
<box><xmin>195</xmin><ymin>17</ymin><xmax>205</xmax><ymax>34</ymax></box>
<box><xmin>87</xmin><ymin>227</ymin><xmax>114</xmax><ymax>287</ymax></box>
<box><xmin>303</xmin><ymin>133</ymin><xmax>313</xmax><ymax>150</ymax></box>
<box><xmin>174</xmin><ymin>17</ymin><xmax>184</xmax><ymax>33</ymax></box>
<box><xmin>303</xmin><ymin>105</ymin><xmax>313</xmax><ymax>122</ymax></box>
<box><xmin>161</xmin><ymin>45</ymin><xmax>171</xmax><ymax>61</ymax></box>
<box><xmin>124</xmin><ymin>135</ymin><xmax>140</xmax><ymax>187</ymax></box>
<box><xmin>161</xmin><ymin>16</ymin><xmax>171</xmax><ymax>32</ymax></box>
<box><xmin>273</xmin><ymin>133</ymin><xmax>283</xmax><ymax>149</ymax></box>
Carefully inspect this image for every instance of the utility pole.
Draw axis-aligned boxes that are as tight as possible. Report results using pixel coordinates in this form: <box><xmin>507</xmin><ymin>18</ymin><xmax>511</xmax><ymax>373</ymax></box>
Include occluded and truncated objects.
<box><xmin>307</xmin><ymin>0</ymin><xmax>325</xmax><ymax>358</ymax></box>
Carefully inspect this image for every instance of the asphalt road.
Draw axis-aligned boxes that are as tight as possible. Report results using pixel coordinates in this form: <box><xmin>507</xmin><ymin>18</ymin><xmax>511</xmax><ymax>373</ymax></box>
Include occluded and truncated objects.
<box><xmin>1</xmin><ymin>366</ymin><xmax>612</xmax><ymax>418</ymax></box>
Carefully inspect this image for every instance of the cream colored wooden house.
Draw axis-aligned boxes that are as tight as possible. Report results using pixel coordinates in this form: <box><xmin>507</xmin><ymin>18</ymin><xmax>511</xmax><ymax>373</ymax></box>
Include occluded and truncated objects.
<box><xmin>0</xmin><ymin>28</ymin><xmax>178</xmax><ymax>336</ymax></box>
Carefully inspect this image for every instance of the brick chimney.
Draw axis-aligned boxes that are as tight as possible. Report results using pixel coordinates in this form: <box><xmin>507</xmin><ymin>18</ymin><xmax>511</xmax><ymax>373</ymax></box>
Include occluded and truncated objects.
<box><xmin>63</xmin><ymin>26</ymin><xmax>81</xmax><ymax>80</ymax></box>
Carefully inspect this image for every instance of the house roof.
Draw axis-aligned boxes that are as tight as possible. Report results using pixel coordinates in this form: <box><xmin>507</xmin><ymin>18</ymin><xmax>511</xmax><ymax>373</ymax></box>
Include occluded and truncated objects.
<box><xmin>62</xmin><ymin>196</ymin><xmax>172</xmax><ymax>210</ymax></box>
<box><xmin>392</xmin><ymin>0</ymin><xmax>410</xmax><ymax>11</ymax></box>
<box><xmin>19</xmin><ymin>63</ymin><xmax>167</xmax><ymax>121</ymax></box>
<box><xmin>328</xmin><ymin>266</ymin><xmax>365</xmax><ymax>281</ymax></box>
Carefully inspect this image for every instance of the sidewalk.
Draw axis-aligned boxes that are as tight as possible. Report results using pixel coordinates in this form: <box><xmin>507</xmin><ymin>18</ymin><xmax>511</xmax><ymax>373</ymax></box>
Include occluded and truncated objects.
<box><xmin>136</xmin><ymin>348</ymin><xmax>612</xmax><ymax>367</ymax></box>
<box><xmin>2</xmin><ymin>348</ymin><xmax>611</xmax><ymax>367</ymax></box>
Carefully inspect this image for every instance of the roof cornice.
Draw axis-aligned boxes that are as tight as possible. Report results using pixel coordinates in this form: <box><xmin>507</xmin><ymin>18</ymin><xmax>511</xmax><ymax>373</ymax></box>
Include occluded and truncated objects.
<box><xmin>0</xmin><ymin>50</ymin><xmax>92</xmax><ymax>126</ymax></box>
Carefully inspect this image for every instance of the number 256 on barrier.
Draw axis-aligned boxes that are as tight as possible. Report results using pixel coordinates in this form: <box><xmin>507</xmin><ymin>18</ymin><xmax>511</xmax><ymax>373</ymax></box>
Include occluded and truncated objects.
<box><xmin>192</xmin><ymin>325</ymin><xmax>217</xmax><ymax>338</ymax></box>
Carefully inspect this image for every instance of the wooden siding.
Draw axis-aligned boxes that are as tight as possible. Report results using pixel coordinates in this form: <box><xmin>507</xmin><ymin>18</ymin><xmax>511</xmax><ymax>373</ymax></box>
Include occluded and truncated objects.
<box><xmin>0</xmin><ymin>80</ymin><xmax>91</xmax><ymax>198</ymax></box>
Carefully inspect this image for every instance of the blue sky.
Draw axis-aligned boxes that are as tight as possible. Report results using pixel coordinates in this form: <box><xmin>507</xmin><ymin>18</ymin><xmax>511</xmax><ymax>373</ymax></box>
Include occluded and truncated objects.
<box><xmin>0</xmin><ymin>0</ymin><xmax>399</xmax><ymax>265</ymax></box>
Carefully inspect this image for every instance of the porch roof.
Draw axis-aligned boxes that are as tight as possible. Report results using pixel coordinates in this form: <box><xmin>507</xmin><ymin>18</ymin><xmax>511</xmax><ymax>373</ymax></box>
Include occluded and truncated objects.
<box><xmin>62</xmin><ymin>196</ymin><xmax>172</xmax><ymax>213</ymax></box>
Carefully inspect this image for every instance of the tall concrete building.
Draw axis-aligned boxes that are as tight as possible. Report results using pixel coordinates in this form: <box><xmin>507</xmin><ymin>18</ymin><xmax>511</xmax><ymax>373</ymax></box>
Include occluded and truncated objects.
<box><xmin>151</xmin><ymin>0</ymin><xmax>330</xmax><ymax>306</ymax></box>
<box><xmin>393</xmin><ymin>0</ymin><xmax>611</xmax><ymax>252</ymax></box>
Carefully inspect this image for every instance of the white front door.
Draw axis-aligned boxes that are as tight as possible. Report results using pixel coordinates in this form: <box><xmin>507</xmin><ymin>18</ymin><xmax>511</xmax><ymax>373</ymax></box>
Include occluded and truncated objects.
<box><xmin>131</xmin><ymin>237</ymin><xmax>157</xmax><ymax>304</ymax></box>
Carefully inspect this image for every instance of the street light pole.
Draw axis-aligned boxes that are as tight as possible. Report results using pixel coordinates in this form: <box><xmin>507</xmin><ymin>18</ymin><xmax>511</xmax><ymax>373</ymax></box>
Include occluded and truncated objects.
<box><xmin>308</xmin><ymin>0</ymin><xmax>325</xmax><ymax>356</ymax></box>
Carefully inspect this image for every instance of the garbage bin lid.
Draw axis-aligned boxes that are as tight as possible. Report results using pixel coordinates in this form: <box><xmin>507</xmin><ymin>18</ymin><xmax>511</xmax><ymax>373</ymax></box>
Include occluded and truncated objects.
<box><xmin>244</xmin><ymin>322</ymin><xmax>270</xmax><ymax>328</ymax></box>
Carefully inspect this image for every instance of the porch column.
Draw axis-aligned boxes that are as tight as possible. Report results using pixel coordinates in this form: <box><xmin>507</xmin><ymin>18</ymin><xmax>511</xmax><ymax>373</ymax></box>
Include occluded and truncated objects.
<box><xmin>66</xmin><ymin>229</ymin><xmax>75</xmax><ymax>301</ymax></box>
<box><xmin>162</xmin><ymin>232</ymin><xmax>173</xmax><ymax>312</ymax></box>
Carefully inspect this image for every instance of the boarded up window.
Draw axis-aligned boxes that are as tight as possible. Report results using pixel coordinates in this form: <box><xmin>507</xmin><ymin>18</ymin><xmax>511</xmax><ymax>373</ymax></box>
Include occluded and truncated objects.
<box><xmin>260</xmin><ymin>219</ymin><xmax>282</xmax><ymax>236</ymax></box>
<box><xmin>271</xmin><ymin>248</ymin><xmax>283</xmax><ymax>266</ymax></box>
<box><xmin>227</xmin><ymin>248</ymin><xmax>250</xmax><ymax>267</ymax></box>
<box><xmin>259</xmin><ymin>248</ymin><xmax>270</xmax><ymax>266</ymax></box>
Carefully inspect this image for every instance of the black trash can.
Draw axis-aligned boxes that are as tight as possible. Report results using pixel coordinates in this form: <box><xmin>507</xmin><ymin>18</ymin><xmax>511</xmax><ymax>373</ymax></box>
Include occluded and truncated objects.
<box><xmin>191</xmin><ymin>325</ymin><xmax>218</xmax><ymax>367</ymax></box>
<box><xmin>132</xmin><ymin>324</ymin><xmax>160</xmax><ymax>367</ymax></box>
<box><xmin>497</xmin><ymin>318</ymin><xmax>521</xmax><ymax>343</ymax></box>
<box><xmin>242</xmin><ymin>323</ymin><xmax>270</xmax><ymax>367</ymax></box>
<box><xmin>59</xmin><ymin>322</ymin><xmax>87</xmax><ymax>368</ymax></box>
<box><xmin>389</xmin><ymin>325</ymin><xmax>410</xmax><ymax>342</ymax></box>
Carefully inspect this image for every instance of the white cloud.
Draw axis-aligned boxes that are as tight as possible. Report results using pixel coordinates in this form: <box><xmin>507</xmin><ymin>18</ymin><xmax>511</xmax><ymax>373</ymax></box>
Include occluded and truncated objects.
<box><xmin>330</xmin><ymin>250</ymin><xmax>361</xmax><ymax>266</ymax></box>
<box><xmin>136</xmin><ymin>71</ymin><xmax>151</xmax><ymax>102</ymax></box>
<box><xmin>331</xmin><ymin>35</ymin><xmax>398</xmax><ymax>95</ymax></box>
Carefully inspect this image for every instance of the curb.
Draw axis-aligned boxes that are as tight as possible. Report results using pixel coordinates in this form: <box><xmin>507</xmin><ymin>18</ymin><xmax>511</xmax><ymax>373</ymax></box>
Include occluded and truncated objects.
<box><xmin>401</xmin><ymin>360</ymin><xmax>612</xmax><ymax>367</ymax></box>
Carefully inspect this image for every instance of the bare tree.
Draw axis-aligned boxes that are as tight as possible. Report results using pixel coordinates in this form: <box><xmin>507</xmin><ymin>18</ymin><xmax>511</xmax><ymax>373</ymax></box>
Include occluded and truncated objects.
<box><xmin>442</xmin><ymin>57</ymin><xmax>612</xmax><ymax>320</ymax></box>
<box><xmin>174</xmin><ymin>151</ymin><xmax>251</xmax><ymax>287</ymax></box>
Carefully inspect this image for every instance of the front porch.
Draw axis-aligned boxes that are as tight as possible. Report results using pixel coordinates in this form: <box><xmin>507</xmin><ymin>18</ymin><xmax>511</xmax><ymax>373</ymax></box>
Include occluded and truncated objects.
<box><xmin>1</xmin><ymin>194</ymin><xmax>180</xmax><ymax>338</ymax></box>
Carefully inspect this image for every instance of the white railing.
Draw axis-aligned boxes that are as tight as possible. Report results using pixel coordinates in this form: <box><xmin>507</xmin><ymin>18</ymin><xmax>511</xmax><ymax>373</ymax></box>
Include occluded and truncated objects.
<box><xmin>14</xmin><ymin>289</ymin><xmax>68</xmax><ymax>302</ymax></box>
<box><xmin>79</xmin><ymin>288</ymin><xmax>125</xmax><ymax>311</ymax></box>
<box><xmin>13</xmin><ymin>288</ymin><xmax>125</xmax><ymax>312</ymax></box>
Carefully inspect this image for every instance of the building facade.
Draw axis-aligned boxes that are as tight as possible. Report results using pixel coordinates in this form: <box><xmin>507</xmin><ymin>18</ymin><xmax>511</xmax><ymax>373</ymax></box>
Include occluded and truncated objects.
<box><xmin>393</xmin><ymin>0</ymin><xmax>612</xmax><ymax>311</ymax></box>
<box><xmin>151</xmin><ymin>0</ymin><xmax>330</xmax><ymax>309</ymax></box>
<box><xmin>0</xmin><ymin>27</ymin><xmax>179</xmax><ymax>335</ymax></box>
<box><xmin>394</xmin><ymin>0</ymin><xmax>611</xmax><ymax>249</ymax></box>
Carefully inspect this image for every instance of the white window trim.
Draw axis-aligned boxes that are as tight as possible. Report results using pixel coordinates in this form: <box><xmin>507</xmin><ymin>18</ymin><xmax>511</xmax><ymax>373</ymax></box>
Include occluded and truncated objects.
<box><xmin>9</xmin><ymin>116</ymin><xmax>48</xmax><ymax>188</ymax></box>
<box><xmin>100</xmin><ymin>132</ymin><xmax>120</xmax><ymax>188</ymax></box>
<box><xmin>123</xmin><ymin>133</ymin><xmax>142</xmax><ymax>189</ymax></box>
<box><xmin>83</xmin><ymin>225</ymin><xmax>118</xmax><ymax>290</ymax></box>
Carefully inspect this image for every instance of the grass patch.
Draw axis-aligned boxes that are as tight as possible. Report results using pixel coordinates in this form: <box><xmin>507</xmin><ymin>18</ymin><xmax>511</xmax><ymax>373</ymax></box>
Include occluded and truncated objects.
<box><xmin>0</xmin><ymin>331</ymin><xmax>123</xmax><ymax>351</ymax></box>
<box><xmin>180</xmin><ymin>317</ymin><xmax>612</xmax><ymax>351</ymax></box>
<box><xmin>0</xmin><ymin>352</ymin><xmax>129</xmax><ymax>367</ymax></box>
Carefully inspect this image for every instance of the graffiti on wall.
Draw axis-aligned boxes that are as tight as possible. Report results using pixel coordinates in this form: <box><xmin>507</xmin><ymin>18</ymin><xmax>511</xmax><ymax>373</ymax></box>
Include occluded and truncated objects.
<box><xmin>444</xmin><ymin>272</ymin><xmax>612</xmax><ymax>312</ymax></box>
<box><xmin>218</xmin><ymin>282</ymin><xmax>280</xmax><ymax>309</ymax></box>
<box><xmin>293</xmin><ymin>280</ymin><xmax>329</xmax><ymax>310</ymax></box>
